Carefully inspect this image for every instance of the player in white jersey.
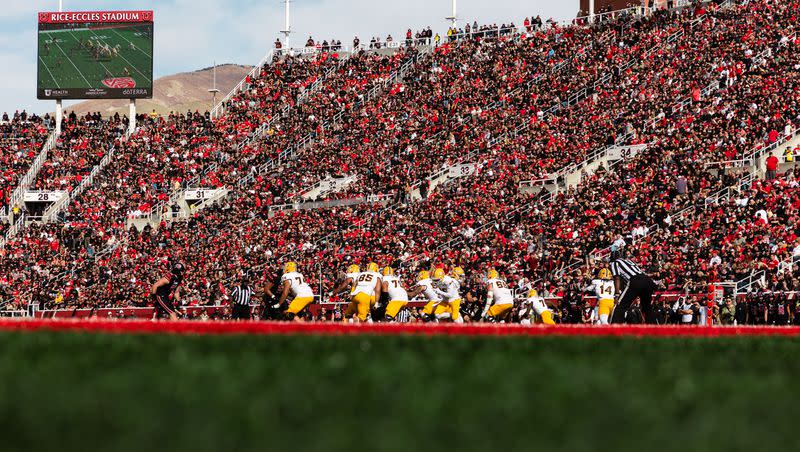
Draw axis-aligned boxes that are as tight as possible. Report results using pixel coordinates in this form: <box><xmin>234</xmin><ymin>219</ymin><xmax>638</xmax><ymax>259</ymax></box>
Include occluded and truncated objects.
<box><xmin>381</xmin><ymin>267</ymin><xmax>409</xmax><ymax>321</ymax></box>
<box><xmin>332</xmin><ymin>264</ymin><xmax>361</xmax><ymax>297</ymax></box>
<box><xmin>584</xmin><ymin>268</ymin><xmax>615</xmax><ymax>324</ymax></box>
<box><xmin>482</xmin><ymin>269</ymin><xmax>515</xmax><ymax>322</ymax></box>
<box><xmin>422</xmin><ymin>267</ymin><xmax>464</xmax><ymax>323</ymax></box>
<box><xmin>407</xmin><ymin>270</ymin><xmax>440</xmax><ymax>322</ymax></box>
<box><xmin>344</xmin><ymin>262</ymin><xmax>382</xmax><ymax>322</ymax></box>
<box><xmin>278</xmin><ymin>262</ymin><xmax>315</xmax><ymax>321</ymax></box>
<box><xmin>519</xmin><ymin>289</ymin><xmax>555</xmax><ymax>325</ymax></box>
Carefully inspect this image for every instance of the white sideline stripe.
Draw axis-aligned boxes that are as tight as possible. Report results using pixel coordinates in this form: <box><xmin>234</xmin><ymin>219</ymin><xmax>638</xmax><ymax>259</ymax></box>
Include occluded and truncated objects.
<box><xmin>91</xmin><ymin>29</ymin><xmax>149</xmax><ymax>80</ymax></box>
<box><xmin>38</xmin><ymin>56</ymin><xmax>61</xmax><ymax>89</ymax></box>
<box><xmin>44</xmin><ymin>31</ymin><xmax>92</xmax><ymax>88</ymax></box>
<box><xmin>109</xmin><ymin>28</ymin><xmax>152</xmax><ymax>59</ymax></box>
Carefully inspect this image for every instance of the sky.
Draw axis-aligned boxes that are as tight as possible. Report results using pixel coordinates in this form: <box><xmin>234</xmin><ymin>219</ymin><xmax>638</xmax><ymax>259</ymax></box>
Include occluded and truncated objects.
<box><xmin>0</xmin><ymin>0</ymin><xmax>577</xmax><ymax>115</ymax></box>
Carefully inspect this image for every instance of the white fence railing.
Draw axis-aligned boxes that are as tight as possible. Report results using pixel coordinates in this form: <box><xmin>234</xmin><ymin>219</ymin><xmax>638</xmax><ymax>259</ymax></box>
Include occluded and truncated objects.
<box><xmin>235</xmin><ymin>56</ymin><xmax>350</xmax><ymax>152</ymax></box>
<box><xmin>7</xmin><ymin>131</ymin><xmax>56</xmax><ymax>215</ymax></box>
<box><xmin>210</xmin><ymin>50</ymin><xmax>274</xmax><ymax>120</ymax></box>
<box><xmin>0</xmin><ymin>214</ymin><xmax>25</xmax><ymax>249</ymax></box>
<box><xmin>236</xmin><ymin>46</ymin><xmax>430</xmax><ymax>189</ymax></box>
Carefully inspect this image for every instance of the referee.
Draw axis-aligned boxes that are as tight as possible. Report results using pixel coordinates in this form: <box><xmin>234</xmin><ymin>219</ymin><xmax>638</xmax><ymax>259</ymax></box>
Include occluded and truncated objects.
<box><xmin>610</xmin><ymin>255</ymin><xmax>657</xmax><ymax>324</ymax></box>
<box><xmin>230</xmin><ymin>277</ymin><xmax>254</xmax><ymax>321</ymax></box>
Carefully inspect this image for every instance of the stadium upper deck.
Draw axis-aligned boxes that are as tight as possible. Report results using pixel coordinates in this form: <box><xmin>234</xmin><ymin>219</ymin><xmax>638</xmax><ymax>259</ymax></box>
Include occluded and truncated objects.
<box><xmin>1</xmin><ymin>0</ymin><xmax>800</xmax><ymax>325</ymax></box>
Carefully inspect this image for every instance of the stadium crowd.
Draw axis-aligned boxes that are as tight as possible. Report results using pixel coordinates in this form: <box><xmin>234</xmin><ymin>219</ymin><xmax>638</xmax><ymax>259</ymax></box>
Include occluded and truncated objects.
<box><xmin>3</xmin><ymin>0</ymin><xmax>800</xmax><ymax>326</ymax></box>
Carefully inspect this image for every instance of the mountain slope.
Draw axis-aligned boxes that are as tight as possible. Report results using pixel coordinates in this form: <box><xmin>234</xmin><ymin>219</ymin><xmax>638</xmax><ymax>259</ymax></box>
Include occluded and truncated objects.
<box><xmin>67</xmin><ymin>64</ymin><xmax>252</xmax><ymax>117</ymax></box>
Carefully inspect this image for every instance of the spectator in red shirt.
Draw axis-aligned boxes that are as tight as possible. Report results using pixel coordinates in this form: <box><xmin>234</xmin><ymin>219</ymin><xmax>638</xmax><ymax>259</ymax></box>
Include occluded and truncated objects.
<box><xmin>766</xmin><ymin>154</ymin><xmax>779</xmax><ymax>180</ymax></box>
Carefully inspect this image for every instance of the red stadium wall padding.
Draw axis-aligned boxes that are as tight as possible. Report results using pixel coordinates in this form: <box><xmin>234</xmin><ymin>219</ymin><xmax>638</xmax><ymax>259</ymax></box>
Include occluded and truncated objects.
<box><xmin>4</xmin><ymin>318</ymin><xmax>800</xmax><ymax>337</ymax></box>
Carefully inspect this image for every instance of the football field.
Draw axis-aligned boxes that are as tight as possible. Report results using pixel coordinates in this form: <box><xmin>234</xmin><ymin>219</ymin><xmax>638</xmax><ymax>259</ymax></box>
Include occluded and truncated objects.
<box><xmin>1</xmin><ymin>321</ymin><xmax>798</xmax><ymax>452</ymax></box>
<box><xmin>37</xmin><ymin>24</ymin><xmax>152</xmax><ymax>90</ymax></box>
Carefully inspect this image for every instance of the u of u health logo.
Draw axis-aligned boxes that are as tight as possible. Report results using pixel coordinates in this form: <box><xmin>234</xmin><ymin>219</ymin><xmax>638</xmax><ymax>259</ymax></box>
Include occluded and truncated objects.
<box><xmin>102</xmin><ymin>77</ymin><xmax>136</xmax><ymax>88</ymax></box>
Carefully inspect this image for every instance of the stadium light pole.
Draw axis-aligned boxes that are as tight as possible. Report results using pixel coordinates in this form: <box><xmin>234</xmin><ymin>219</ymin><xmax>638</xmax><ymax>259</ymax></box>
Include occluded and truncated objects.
<box><xmin>280</xmin><ymin>0</ymin><xmax>292</xmax><ymax>49</ymax></box>
<box><xmin>208</xmin><ymin>61</ymin><xmax>220</xmax><ymax>109</ymax></box>
<box><xmin>446</xmin><ymin>0</ymin><xmax>457</xmax><ymax>29</ymax></box>
<box><xmin>55</xmin><ymin>0</ymin><xmax>64</xmax><ymax>135</ymax></box>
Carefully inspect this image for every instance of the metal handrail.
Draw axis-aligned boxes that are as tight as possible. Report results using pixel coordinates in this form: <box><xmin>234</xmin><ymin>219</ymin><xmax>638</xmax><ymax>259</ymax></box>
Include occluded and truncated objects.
<box><xmin>7</xmin><ymin>131</ymin><xmax>56</xmax><ymax>215</ymax></box>
<box><xmin>235</xmin><ymin>55</ymin><xmax>350</xmax><ymax>151</ymax></box>
<box><xmin>210</xmin><ymin>50</ymin><xmax>275</xmax><ymax>120</ymax></box>
<box><xmin>236</xmin><ymin>46</ymin><xmax>430</xmax><ymax>188</ymax></box>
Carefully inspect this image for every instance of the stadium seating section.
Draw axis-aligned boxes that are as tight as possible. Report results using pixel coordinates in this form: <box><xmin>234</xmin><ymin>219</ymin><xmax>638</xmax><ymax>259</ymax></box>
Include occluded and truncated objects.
<box><xmin>2</xmin><ymin>0</ymin><xmax>800</xmax><ymax>325</ymax></box>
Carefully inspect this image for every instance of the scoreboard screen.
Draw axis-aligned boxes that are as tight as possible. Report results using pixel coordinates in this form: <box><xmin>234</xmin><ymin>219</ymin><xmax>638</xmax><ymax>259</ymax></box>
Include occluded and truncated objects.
<box><xmin>37</xmin><ymin>10</ymin><xmax>154</xmax><ymax>99</ymax></box>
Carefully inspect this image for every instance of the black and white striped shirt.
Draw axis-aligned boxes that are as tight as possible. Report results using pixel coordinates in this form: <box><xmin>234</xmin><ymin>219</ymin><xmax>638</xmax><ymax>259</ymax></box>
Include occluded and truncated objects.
<box><xmin>230</xmin><ymin>285</ymin><xmax>254</xmax><ymax>306</ymax></box>
<box><xmin>396</xmin><ymin>308</ymin><xmax>411</xmax><ymax>323</ymax></box>
<box><xmin>611</xmin><ymin>259</ymin><xmax>645</xmax><ymax>284</ymax></box>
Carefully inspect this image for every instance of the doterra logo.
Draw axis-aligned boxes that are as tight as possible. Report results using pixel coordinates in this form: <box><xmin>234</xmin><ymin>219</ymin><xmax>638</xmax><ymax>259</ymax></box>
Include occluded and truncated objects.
<box><xmin>123</xmin><ymin>89</ymin><xmax>148</xmax><ymax>95</ymax></box>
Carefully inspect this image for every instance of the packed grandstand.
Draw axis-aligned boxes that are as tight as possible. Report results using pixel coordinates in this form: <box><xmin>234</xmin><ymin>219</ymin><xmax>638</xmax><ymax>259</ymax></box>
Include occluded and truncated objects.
<box><xmin>2</xmin><ymin>0</ymin><xmax>800</xmax><ymax>325</ymax></box>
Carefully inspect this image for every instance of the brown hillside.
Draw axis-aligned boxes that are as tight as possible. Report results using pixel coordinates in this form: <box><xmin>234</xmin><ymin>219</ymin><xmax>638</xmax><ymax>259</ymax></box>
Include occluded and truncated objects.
<box><xmin>67</xmin><ymin>64</ymin><xmax>252</xmax><ymax>117</ymax></box>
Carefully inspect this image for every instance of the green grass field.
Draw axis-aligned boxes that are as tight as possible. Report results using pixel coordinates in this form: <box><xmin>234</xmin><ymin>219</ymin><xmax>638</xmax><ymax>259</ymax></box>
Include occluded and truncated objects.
<box><xmin>1</xmin><ymin>331</ymin><xmax>799</xmax><ymax>452</ymax></box>
<box><xmin>38</xmin><ymin>24</ymin><xmax>152</xmax><ymax>90</ymax></box>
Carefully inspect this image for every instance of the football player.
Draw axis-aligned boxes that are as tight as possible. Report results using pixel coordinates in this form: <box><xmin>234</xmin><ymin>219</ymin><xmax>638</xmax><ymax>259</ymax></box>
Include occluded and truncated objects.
<box><xmin>481</xmin><ymin>268</ymin><xmax>515</xmax><ymax>322</ymax></box>
<box><xmin>150</xmin><ymin>262</ymin><xmax>185</xmax><ymax>321</ymax></box>
<box><xmin>381</xmin><ymin>267</ymin><xmax>409</xmax><ymax>322</ymax></box>
<box><xmin>584</xmin><ymin>268</ymin><xmax>615</xmax><ymax>325</ymax></box>
<box><xmin>407</xmin><ymin>270</ymin><xmax>441</xmax><ymax>321</ymax></box>
<box><xmin>344</xmin><ymin>262</ymin><xmax>382</xmax><ymax>322</ymax></box>
<box><xmin>277</xmin><ymin>262</ymin><xmax>315</xmax><ymax>321</ymax></box>
<box><xmin>424</xmin><ymin>267</ymin><xmax>465</xmax><ymax>323</ymax></box>
<box><xmin>519</xmin><ymin>289</ymin><xmax>555</xmax><ymax>325</ymax></box>
<box><xmin>331</xmin><ymin>264</ymin><xmax>360</xmax><ymax>297</ymax></box>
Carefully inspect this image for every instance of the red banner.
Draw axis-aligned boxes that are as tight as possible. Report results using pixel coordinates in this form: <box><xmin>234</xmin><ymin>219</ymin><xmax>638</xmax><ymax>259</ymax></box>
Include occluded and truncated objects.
<box><xmin>38</xmin><ymin>10</ymin><xmax>154</xmax><ymax>24</ymax></box>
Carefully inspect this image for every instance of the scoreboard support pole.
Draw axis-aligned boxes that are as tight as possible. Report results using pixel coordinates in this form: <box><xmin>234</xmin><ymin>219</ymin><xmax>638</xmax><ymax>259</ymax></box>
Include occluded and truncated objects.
<box><xmin>128</xmin><ymin>99</ymin><xmax>136</xmax><ymax>134</ymax></box>
<box><xmin>55</xmin><ymin>99</ymin><xmax>62</xmax><ymax>135</ymax></box>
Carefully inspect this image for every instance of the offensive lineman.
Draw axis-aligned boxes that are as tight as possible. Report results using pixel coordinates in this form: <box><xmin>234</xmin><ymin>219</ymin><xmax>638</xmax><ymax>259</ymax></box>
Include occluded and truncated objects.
<box><xmin>481</xmin><ymin>268</ymin><xmax>515</xmax><ymax>322</ymax></box>
<box><xmin>381</xmin><ymin>267</ymin><xmax>409</xmax><ymax>322</ymax></box>
<box><xmin>276</xmin><ymin>262</ymin><xmax>315</xmax><ymax>321</ymax></box>
<box><xmin>519</xmin><ymin>289</ymin><xmax>555</xmax><ymax>325</ymax></box>
<box><xmin>584</xmin><ymin>268</ymin><xmax>615</xmax><ymax>324</ymax></box>
<box><xmin>344</xmin><ymin>262</ymin><xmax>382</xmax><ymax>322</ymax></box>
